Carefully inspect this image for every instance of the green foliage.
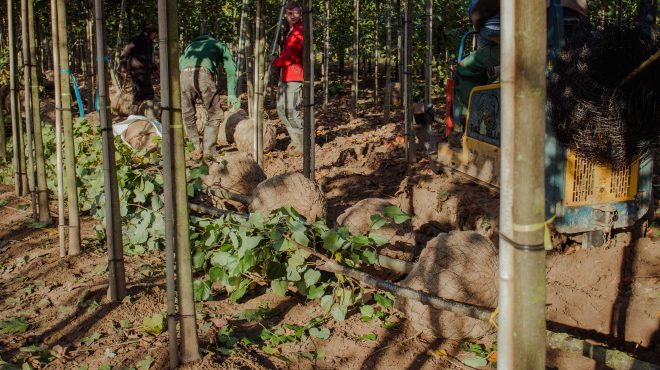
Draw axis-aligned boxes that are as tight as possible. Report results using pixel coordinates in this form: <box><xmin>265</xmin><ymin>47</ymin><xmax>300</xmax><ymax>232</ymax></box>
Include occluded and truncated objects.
<box><xmin>462</xmin><ymin>342</ymin><xmax>497</xmax><ymax>368</ymax></box>
<box><xmin>142</xmin><ymin>313</ymin><xmax>164</xmax><ymax>336</ymax></box>
<box><xmin>0</xmin><ymin>317</ymin><xmax>29</xmax><ymax>334</ymax></box>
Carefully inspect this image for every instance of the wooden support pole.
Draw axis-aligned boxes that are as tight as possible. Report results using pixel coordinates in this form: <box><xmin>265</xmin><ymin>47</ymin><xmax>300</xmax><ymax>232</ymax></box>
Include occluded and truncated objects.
<box><xmin>235</xmin><ymin>0</ymin><xmax>249</xmax><ymax>97</ymax></box>
<box><xmin>94</xmin><ymin>0</ymin><xmax>126</xmax><ymax>303</ymax></box>
<box><xmin>302</xmin><ymin>0</ymin><xmax>315</xmax><ymax>180</ymax></box>
<box><xmin>56</xmin><ymin>0</ymin><xmax>81</xmax><ymax>256</ymax></box>
<box><xmin>156</xmin><ymin>0</ymin><xmax>179</xmax><ymax>366</ymax></box>
<box><xmin>323</xmin><ymin>0</ymin><xmax>329</xmax><ymax>109</ymax></box>
<box><xmin>161</xmin><ymin>0</ymin><xmax>200</xmax><ymax>362</ymax></box>
<box><xmin>28</xmin><ymin>0</ymin><xmax>51</xmax><ymax>224</ymax></box>
<box><xmin>424</xmin><ymin>0</ymin><xmax>433</xmax><ymax>106</ymax></box>
<box><xmin>252</xmin><ymin>0</ymin><xmax>264</xmax><ymax>166</ymax></box>
<box><xmin>8</xmin><ymin>0</ymin><xmax>23</xmax><ymax>196</ymax></box>
<box><xmin>20</xmin><ymin>0</ymin><xmax>38</xmax><ymax>220</ymax></box>
<box><xmin>498</xmin><ymin>0</ymin><xmax>548</xmax><ymax>368</ymax></box>
<box><xmin>50</xmin><ymin>0</ymin><xmax>66</xmax><ymax>257</ymax></box>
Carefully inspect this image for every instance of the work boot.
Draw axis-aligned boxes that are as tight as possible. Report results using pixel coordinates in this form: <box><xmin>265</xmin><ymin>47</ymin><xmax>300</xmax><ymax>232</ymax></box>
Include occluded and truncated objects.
<box><xmin>184</xmin><ymin>125</ymin><xmax>202</xmax><ymax>160</ymax></box>
<box><xmin>203</xmin><ymin>124</ymin><xmax>220</xmax><ymax>158</ymax></box>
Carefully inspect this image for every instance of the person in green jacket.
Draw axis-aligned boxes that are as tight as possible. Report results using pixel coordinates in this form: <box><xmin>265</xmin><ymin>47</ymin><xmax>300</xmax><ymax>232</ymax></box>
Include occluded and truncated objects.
<box><xmin>179</xmin><ymin>34</ymin><xmax>239</xmax><ymax>159</ymax></box>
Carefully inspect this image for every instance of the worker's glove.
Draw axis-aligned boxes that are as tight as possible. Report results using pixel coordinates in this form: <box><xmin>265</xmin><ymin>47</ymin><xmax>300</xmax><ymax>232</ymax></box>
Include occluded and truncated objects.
<box><xmin>227</xmin><ymin>95</ymin><xmax>240</xmax><ymax>110</ymax></box>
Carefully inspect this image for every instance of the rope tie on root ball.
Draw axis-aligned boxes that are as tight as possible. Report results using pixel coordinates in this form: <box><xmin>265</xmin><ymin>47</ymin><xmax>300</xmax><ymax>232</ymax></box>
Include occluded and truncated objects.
<box><xmin>548</xmin><ymin>27</ymin><xmax>659</xmax><ymax>167</ymax></box>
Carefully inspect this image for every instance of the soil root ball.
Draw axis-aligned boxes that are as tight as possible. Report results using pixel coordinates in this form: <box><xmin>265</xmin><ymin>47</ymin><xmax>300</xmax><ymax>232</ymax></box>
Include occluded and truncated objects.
<box><xmin>249</xmin><ymin>172</ymin><xmax>327</xmax><ymax>221</ymax></box>
<box><xmin>548</xmin><ymin>27</ymin><xmax>660</xmax><ymax>166</ymax></box>
<box><xmin>395</xmin><ymin>231</ymin><xmax>498</xmax><ymax>339</ymax></box>
<box><xmin>217</xmin><ymin>109</ymin><xmax>248</xmax><ymax>145</ymax></box>
<box><xmin>234</xmin><ymin>118</ymin><xmax>277</xmax><ymax>154</ymax></box>
<box><xmin>123</xmin><ymin>120</ymin><xmax>160</xmax><ymax>152</ymax></box>
<box><xmin>337</xmin><ymin>197</ymin><xmax>414</xmax><ymax>249</ymax></box>
<box><xmin>201</xmin><ymin>152</ymin><xmax>266</xmax><ymax>210</ymax></box>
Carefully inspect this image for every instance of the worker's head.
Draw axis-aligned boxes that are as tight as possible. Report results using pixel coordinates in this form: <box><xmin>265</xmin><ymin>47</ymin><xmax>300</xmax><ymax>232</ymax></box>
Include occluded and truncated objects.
<box><xmin>284</xmin><ymin>2</ymin><xmax>301</xmax><ymax>27</ymax></box>
<box><xmin>142</xmin><ymin>26</ymin><xmax>158</xmax><ymax>40</ymax></box>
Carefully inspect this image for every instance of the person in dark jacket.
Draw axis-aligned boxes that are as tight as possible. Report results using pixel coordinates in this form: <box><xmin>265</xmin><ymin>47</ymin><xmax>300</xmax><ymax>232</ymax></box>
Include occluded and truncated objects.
<box><xmin>271</xmin><ymin>2</ymin><xmax>304</xmax><ymax>153</ymax></box>
<box><xmin>120</xmin><ymin>27</ymin><xmax>158</xmax><ymax>104</ymax></box>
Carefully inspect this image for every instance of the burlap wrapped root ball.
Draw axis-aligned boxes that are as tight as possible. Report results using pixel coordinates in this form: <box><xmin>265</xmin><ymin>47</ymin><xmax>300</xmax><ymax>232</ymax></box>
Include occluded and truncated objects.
<box><xmin>201</xmin><ymin>152</ymin><xmax>266</xmax><ymax>210</ymax></box>
<box><xmin>234</xmin><ymin>118</ymin><xmax>277</xmax><ymax>154</ymax></box>
<box><xmin>123</xmin><ymin>120</ymin><xmax>160</xmax><ymax>151</ymax></box>
<box><xmin>249</xmin><ymin>172</ymin><xmax>327</xmax><ymax>221</ymax></box>
<box><xmin>395</xmin><ymin>231</ymin><xmax>498</xmax><ymax>340</ymax></box>
<box><xmin>218</xmin><ymin>109</ymin><xmax>248</xmax><ymax>145</ymax></box>
<box><xmin>337</xmin><ymin>198</ymin><xmax>415</xmax><ymax>251</ymax></box>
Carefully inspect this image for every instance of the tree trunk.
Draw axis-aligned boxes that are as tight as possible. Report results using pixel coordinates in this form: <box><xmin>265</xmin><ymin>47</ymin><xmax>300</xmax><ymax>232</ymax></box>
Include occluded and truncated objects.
<box><xmin>86</xmin><ymin>3</ymin><xmax>95</xmax><ymax>112</ymax></box>
<box><xmin>253</xmin><ymin>0</ymin><xmax>264</xmax><ymax>165</ymax></box>
<box><xmin>498</xmin><ymin>0</ymin><xmax>548</xmax><ymax>367</ymax></box>
<box><xmin>94</xmin><ymin>0</ymin><xmax>126</xmax><ymax>303</ymax></box>
<box><xmin>373</xmin><ymin>0</ymin><xmax>379</xmax><ymax>106</ymax></box>
<box><xmin>403</xmin><ymin>0</ymin><xmax>415</xmax><ymax>162</ymax></box>
<box><xmin>384</xmin><ymin>0</ymin><xmax>391</xmax><ymax>121</ymax></box>
<box><xmin>162</xmin><ymin>0</ymin><xmax>201</xmax><ymax>362</ymax></box>
<box><xmin>28</xmin><ymin>0</ymin><xmax>51</xmax><ymax>224</ymax></box>
<box><xmin>7</xmin><ymin>0</ymin><xmax>23</xmax><ymax>196</ymax></box>
<box><xmin>235</xmin><ymin>0</ymin><xmax>249</xmax><ymax>97</ymax></box>
<box><xmin>424</xmin><ymin>0</ymin><xmax>432</xmax><ymax>106</ymax></box>
<box><xmin>246</xmin><ymin>22</ymin><xmax>254</xmax><ymax>118</ymax></box>
<box><xmin>323</xmin><ymin>0</ymin><xmax>329</xmax><ymax>109</ymax></box>
<box><xmin>302</xmin><ymin>0</ymin><xmax>315</xmax><ymax>179</ymax></box>
<box><xmin>50</xmin><ymin>0</ymin><xmax>67</xmax><ymax>257</ymax></box>
<box><xmin>56</xmin><ymin>0</ymin><xmax>81</xmax><ymax>256</ymax></box>
<box><xmin>351</xmin><ymin>0</ymin><xmax>359</xmax><ymax>119</ymax></box>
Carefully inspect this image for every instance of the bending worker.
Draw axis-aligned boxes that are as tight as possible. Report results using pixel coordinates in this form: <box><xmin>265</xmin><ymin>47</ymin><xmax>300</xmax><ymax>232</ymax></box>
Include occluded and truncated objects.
<box><xmin>120</xmin><ymin>27</ymin><xmax>158</xmax><ymax>104</ymax></box>
<box><xmin>179</xmin><ymin>34</ymin><xmax>240</xmax><ymax>159</ymax></box>
<box><xmin>271</xmin><ymin>2</ymin><xmax>304</xmax><ymax>153</ymax></box>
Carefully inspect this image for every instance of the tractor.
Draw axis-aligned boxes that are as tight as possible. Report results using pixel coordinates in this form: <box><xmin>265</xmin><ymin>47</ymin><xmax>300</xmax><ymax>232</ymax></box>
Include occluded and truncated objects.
<box><xmin>433</xmin><ymin>2</ymin><xmax>656</xmax><ymax>248</ymax></box>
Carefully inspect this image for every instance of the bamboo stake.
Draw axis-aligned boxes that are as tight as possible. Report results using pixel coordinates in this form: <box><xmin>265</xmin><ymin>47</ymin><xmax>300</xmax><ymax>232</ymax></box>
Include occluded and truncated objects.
<box><xmin>163</xmin><ymin>0</ymin><xmax>200</xmax><ymax>362</ymax></box>
<box><xmin>403</xmin><ymin>0</ymin><xmax>415</xmax><ymax>163</ymax></box>
<box><xmin>351</xmin><ymin>0</ymin><xmax>359</xmax><ymax>119</ymax></box>
<box><xmin>94</xmin><ymin>0</ymin><xmax>126</xmax><ymax>303</ymax></box>
<box><xmin>8</xmin><ymin>0</ymin><xmax>23</xmax><ymax>196</ymax></box>
<box><xmin>156</xmin><ymin>0</ymin><xmax>179</xmax><ymax>366</ymax></box>
<box><xmin>373</xmin><ymin>1</ymin><xmax>379</xmax><ymax>106</ymax></box>
<box><xmin>302</xmin><ymin>0</ymin><xmax>315</xmax><ymax>180</ymax></box>
<box><xmin>323</xmin><ymin>0</ymin><xmax>329</xmax><ymax>109</ymax></box>
<box><xmin>384</xmin><ymin>0</ymin><xmax>391</xmax><ymax>121</ymax></box>
<box><xmin>86</xmin><ymin>4</ymin><xmax>95</xmax><ymax>112</ymax></box>
<box><xmin>57</xmin><ymin>0</ymin><xmax>81</xmax><ymax>256</ymax></box>
<box><xmin>28</xmin><ymin>0</ymin><xmax>51</xmax><ymax>224</ymax></box>
<box><xmin>498</xmin><ymin>0</ymin><xmax>547</xmax><ymax>368</ymax></box>
<box><xmin>17</xmin><ymin>50</ymin><xmax>28</xmax><ymax>197</ymax></box>
<box><xmin>21</xmin><ymin>0</ymin><xmax>38</xmax><ymax>220</ymax></box>
<box><xmin>50</xmin><ymin>0</ymin><xmax>66</xmax><ymax>258</ymax></box>
<box><xmin>0</xmin><ymin>92</ymin><xmax>5</xmax><ymax>163</ymax></box>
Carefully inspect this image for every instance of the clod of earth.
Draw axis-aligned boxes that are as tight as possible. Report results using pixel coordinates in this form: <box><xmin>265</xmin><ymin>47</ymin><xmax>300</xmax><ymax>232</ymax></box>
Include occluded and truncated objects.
<box><xmin>233</xmin><ymin>118</ymin><xmax>277</xmax><ymax>154</ymax></box>
<box><xmin>396</xmin><ymin>231</ymin><xmax>498</xmax><ymax>340</ymax></box>
<box><xmin>201</xmin><ymin>152</ymin><xmax>266</xmax><ymax>211</ymax></box>
<box><xmin>123</xmin><ymin>120</ymin><xmax>160</xmax><ymax>152</ymax></box>
<box><xmin>249</xmin><ymin>172</ymin><xmax>327</xmax><ymax>222</ymax></box>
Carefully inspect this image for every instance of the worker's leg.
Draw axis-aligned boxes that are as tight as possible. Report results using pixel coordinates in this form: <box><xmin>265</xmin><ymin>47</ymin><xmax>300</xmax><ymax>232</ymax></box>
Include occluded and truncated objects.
<box><xmin>131</xmin><ymin>70</ymin><xmax>155</xmax><ymax>104</ymax></box>
<box><xmin>283</xmin><ymin>81</ymin><xmax>304</xmax><ymax>152</ymax></box>
<box><xmin>276</xmin><ymin>82</ymin><xmax>292</xmax><ymax>128</ymax></box>
<box><xmin>200</xmin><ymin>71</ymin><xmax>223</xmax><ymax>157</ymax></box>
<box><xmin>179</xmin><ymin>70</ymin><xmax>201</xmax><ymax>152</ymax></box>
<box><xmin>453</xmin><ymin>44</ymin><xmax>500</xmax><ymax>122</ymax></box>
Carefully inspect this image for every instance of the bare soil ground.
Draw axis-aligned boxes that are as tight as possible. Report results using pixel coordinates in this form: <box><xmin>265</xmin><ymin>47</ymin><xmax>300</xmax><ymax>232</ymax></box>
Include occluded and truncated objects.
<box><xmin>1</xmin><ymin>86</ymin><xmax>658</xmax><ymax>369</ymax></box>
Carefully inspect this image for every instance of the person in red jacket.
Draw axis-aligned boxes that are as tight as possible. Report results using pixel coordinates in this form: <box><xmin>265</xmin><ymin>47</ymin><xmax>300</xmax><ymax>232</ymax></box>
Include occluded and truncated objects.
<box><xmin>272</xmin><ymin>2</ymin><xmax>304</xmax><ymax>153</ymax></box>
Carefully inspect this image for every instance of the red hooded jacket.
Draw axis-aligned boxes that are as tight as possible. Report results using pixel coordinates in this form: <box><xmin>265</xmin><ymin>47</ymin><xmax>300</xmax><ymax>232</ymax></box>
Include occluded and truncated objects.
<box><xmin>273</xmin><ymin>21</ymin><xmax>303</xmax><ymax>83</ymax></box>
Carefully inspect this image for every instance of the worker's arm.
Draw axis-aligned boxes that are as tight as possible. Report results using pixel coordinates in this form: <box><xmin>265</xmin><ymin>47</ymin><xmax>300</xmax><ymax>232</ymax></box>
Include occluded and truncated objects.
<box><xmin>119</xmin><ymin>40</ymin><xmax>135</xmax><ymax>74</ymax></box>
<box><xmin>219</xmin><ymin>42</ymin><xmax>239</xmax><ymax>108</ymax></box>
<box><xmin>272</xmin><ymin>27</ymin><xmax>303</xmax><ymax>68</ymax></box>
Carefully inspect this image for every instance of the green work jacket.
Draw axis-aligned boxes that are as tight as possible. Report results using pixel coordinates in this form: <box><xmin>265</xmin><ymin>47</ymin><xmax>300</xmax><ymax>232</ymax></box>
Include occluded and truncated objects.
<box><xmin>179</xmin><ymin>35</ymin><xmax>237</xmax><ymax>95</ymax></box>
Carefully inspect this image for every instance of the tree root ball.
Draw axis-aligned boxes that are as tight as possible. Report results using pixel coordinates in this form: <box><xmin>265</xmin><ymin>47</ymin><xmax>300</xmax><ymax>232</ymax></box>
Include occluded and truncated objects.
<box><xmin>249</xmin><ymin>172</ymin><xmax>327</xmax><ymax>221</ymax></box>
<box><xmin>234</xmin><ymin>119</ymin><xmax>277</xmax><ymax>154</ymax></box>
<box><xmin>395</xmin><ymin>231</ymin><xmax>498</xmax><ymax>340</ymax></box>
<box><xmin>218</xmin><ymin>109</ymin><xmax>248</xmax><ymax>145</ymax></box>
<box><xmin>337</xmin><ymin>197</ymin><xmax>414</xmax><ymax>248</ymax></box>
<box><xmin>123</xmin><ymin>120</ymin><xmax>160</xmax><ymax>151</ymax></box>
<box><xmin>201</xmin><ymin>152</ymin><xmax>266</xmax><ymax>210</ymax></box>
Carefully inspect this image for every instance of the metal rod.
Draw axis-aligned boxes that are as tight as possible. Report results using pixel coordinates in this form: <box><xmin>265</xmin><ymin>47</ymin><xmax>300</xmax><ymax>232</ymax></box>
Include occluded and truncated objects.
<box><xmin>156</xmin><ymin>0</ymin><xmax>179</xmax><ymax>366</ymax></box>
<box><xmin>50</xmin><ymin>0</ymin><xmax>66</xmax><ymax>258</ymax></box>
<box><xmin>94</xmin><ymin>0</ymin><xmax>126</xmax><ymax>303</ymax></box>
<box><xmin>302</xmin><ymin>0</ymin><xmax>315</xmax><ymax>179</ymax></box>
<box><xmin>498</xmin><ymin>0</ymin><xmax>548</xmax><ymax>368</ymax></box>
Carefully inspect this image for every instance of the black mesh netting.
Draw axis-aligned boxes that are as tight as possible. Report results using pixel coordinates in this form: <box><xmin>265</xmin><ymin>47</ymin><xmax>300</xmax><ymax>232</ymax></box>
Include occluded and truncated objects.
<box><xmin>548</xmin><ymin>27</ymin><xmax>659</xmax><ymax>166</ymax></box>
